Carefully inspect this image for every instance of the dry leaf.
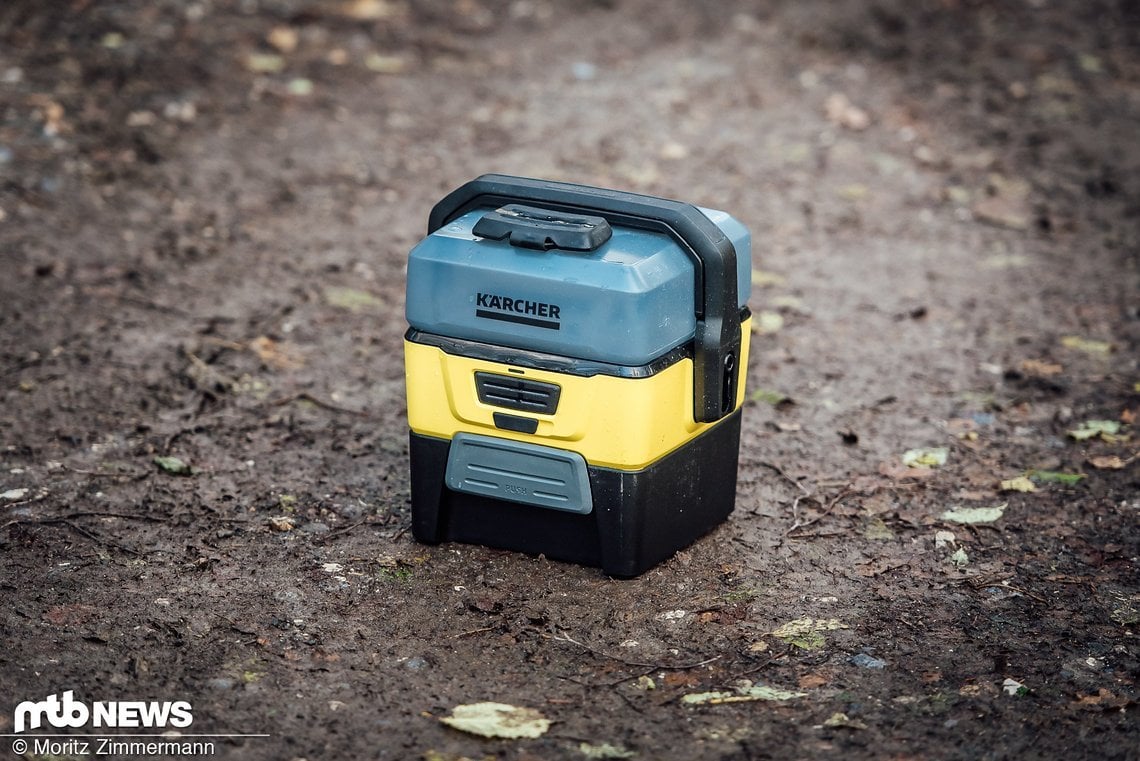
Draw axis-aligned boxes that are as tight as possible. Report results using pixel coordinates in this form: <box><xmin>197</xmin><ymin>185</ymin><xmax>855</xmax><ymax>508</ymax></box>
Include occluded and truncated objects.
<box><xmin>153</xmin><ymin>455</ymin><xmax>192</xmax><ymax>475</ymax></box>
<box><xmin>1088</xmin><ymin>455</ymin><xmax>1134</xmax><ymax>470</ymax></box>
<box><xmin>682</xmin><ymin>682</ymin><xmax>806</xmax><ymax>705</ymax></box>
<box><xmin>1000</xmin><ymin>476</ymin><xmax>1037</xmax><ymax>493</ymax></box>
<box><xmin>823</xmin><ymin>712</ymin><xmax>868</xmax><ymax>730</ymax></box>
<box><xmin>751</xmin><ymin>268</ymin><xmax>786</xmax><ymax>287</ymax></box>
<box><xmin>1020</xmin><ymin>359</ymin><xmax>1062</xmax><ymax>377</ymax></box>
<box><xmin>1067</xmin><ymin>420</ymin><xmax>1122</xmax><ymax>442</ymax></box>
<box><xmin>824</xmin><ymin>93</ymin><xmax>870</xmax><ymax>130</ymax></box>
<box><xmin>324</xmin><ymin>286</ymin><xmax>384</xmax><ymax>312</ymax></box>
<box><xmin>339</xmin><ymin>0</ymin><xmax>398</xmax><ymax>20</ymax></box>
<box><xmin>439</xmin><ymin>702</ymin><xmax>550</xmax><ymax>739</ymax></box>
<box><xmin>972</xmin><ymin>175</ymin><xmax>1031</xmax><ymax>230</ymax></box>
<box><xmin>941</xmin><ymin>503</ymin><xmax>1007</xmax><ymax>524</ymax></box>
<box><xmin>579</xmin><ymin>742</ymin><xmax>636</xmax><ymax>759</ymax></box>
<box><xmin>365</xmin><ymin>53</ymin><xmax>407</xmax><ymax>74</ymax></box>
<box><xmin>798</xmin><ymin>673</ymin><xmax>829</xmax><ymax>689</ymax></box>
<box><xmin>268</xmin><ymin>516</ymin><xmax>296</xmax><ymax>532</ymax></box>
<box><xmin>1060</xmin><ymin>336</ymin><xmax>1113</xmax><ymax>355</ymax></box>
<box><xmin>249</xmin><ymin>336</ymin><xmax>304</xmax><ymax>370</ymax></box>
<box><xmin>902</xmin><ymin>447</ymin><xmax>949</xmax><ymax>468</ymax></box>
<box><xmin>266</xmin><ymin>26</ymin><xmax>299</xmax><ymax>53</ymax></box>
<box><xmin>771</xmin><ymin>618</ymin><xmax>848</xmax><ymax>637</ymax></box>
<box><xmin>246</xmin><ymin>53</ymin><xmax>286</xmax><ymax>73</ymax></box>
<box><xmin>752</xmin><ymin>311</ymin><xmax>784</xmax><ymax>335</ymax></box>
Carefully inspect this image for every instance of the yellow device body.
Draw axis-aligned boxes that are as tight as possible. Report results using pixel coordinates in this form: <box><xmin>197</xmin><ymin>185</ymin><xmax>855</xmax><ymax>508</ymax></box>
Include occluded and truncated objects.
<box><xmin>405</xmin><ymin>317</ymin><xmax>751</xmax><ymax>472</ymax></box>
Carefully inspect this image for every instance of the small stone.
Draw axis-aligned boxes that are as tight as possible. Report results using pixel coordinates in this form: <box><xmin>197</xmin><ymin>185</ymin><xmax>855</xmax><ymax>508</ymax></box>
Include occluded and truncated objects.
<box><xmin>824</xmin><ymin>93</ymin><xmax>871</xmax><ymax>131</ymax></box>
<box><xmin>126</xmin><ymin>110</ymin><xmax>157</xmax><ymax>127</ymax></box>
<box><xmin>849</xmin><ymin>653</ymin><xmax>886</xmax><ymax>669</ymax></box>
<box><xmin>247</xmin><ymin>53</ymin><xmax>285</xmax><ymax>73</ymax></box>
<box><xmin>286</xmin><ymin>78</ymin><xmax>313</xmax><ymax>96</ymax></box>
<box><xmin>660</xmin><ymin>141</ymin><xmax>689</xmax><ymax>160</ymax></box>
<box><xmin>365</xmin><ymin>54</ymin><xmax>406</xmax><ymax>74</ymax></box>
<box><xmin>973</xmin><ymin>196</ymin><xmax>1030</xmax><ymax>230</ymax></box>
<box><xmin>266</xmin><ymin>25</ymin><xmax>299</xmax><ymax>54</ymax></box>
<box><xmin>571</xmin><ymin>62</ymin><xmax>597</xmax><ymax>81</ymax></box>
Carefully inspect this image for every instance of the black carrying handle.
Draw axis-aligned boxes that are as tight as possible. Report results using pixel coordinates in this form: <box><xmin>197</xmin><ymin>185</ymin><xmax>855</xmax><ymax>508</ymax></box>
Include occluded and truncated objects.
<box><xmin>428</xmin><ymin>174</ymin><xmax>741</xmax><ymax>424</ymax></box>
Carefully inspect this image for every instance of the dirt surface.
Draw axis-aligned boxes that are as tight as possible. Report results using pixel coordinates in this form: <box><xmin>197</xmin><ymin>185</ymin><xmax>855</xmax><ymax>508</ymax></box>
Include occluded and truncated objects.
<box><xmin>1</xmin><ymin>1</ymin><xmax>1138</xmax><ymax>759</ymax></box>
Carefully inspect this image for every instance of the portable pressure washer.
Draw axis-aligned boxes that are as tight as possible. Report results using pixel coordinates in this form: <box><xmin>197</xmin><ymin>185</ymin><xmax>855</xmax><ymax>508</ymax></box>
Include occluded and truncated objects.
<box><xmin>404</xmin><ymin>174</ymin><xmax>751</xmax><ymax>577</ymax></box>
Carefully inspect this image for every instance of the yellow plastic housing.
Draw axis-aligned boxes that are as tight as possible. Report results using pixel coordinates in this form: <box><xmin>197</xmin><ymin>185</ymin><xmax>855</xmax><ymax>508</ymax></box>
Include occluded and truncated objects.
<box><xmin>405</xmin><ymin>318</ymin><xmax>751</xmax><ymax>471</ymax></box>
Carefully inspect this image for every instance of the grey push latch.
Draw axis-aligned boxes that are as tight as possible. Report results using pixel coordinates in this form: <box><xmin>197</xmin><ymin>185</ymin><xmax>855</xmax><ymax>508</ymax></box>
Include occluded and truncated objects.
<box><xmin>444</xmin><ymin>433</ymin><xmax>593</xmax><ymax>514</ymax></box>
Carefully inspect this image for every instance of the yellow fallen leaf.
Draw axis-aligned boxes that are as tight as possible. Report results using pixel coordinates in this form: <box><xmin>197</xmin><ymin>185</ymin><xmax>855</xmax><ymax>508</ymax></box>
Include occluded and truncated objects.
<box><xmin>287</xmin><ymin>78</ymin><xmax>314</xmax><ymax>96</ymax></box>
<box><xmin>1000</xmin><ymin>476</ymin><xmax>1037</xmax><ymax>493</ymax></box>
<box><xmin>823</xmin><ymin>712</ymin><xmax>868</xmax><ymax>730</ymax></box>
<box><xmin>246</xmin><ymin>53</ymin><xmax>286</xmax><ymax>73</ymax></box>
<box><xmin>1068</xmin><ymin>420</ymin><xmax>1122</xmax><ymax>442</ymax></box>
<box><xmin>752</xmin><ymin>311</ymin><xmax>784</xmax><ymax>335</ymax></box>
<box><xmin>324</xmin><ymin>286</ymin><xmax>384</xmax><ymax>312</ymax></box>
<box><xmin>771</xmin><ymin>294</ymin><xmax>809</xmax><ymax>313</ymax></box>
<box><xmin>902</xmin><ymin>447</ymin><xmax>949</xmax><ymax>468</ymax></box>
<box><xmin>837</xmin><ymin>183</ymin><xmax>870</xmax><ymax>201</ymax></box>
<box><xmin>941</xmin><ymin>504</ymin><xmax>1007</xmax><ymax>524</ymax></box>
<box><xmin>365</xmin><ymin>53</ymin><xmax>406</xmax><ymax>74</ymax></box>
<box><xmin>751</xmin><ymin>268</ymin><xmax>786</xmax><ymax>287</ymax></box>
<box><xmin>981</xmin><ymin>253</ymin><xmax>1030</xmax><ymax>269</ymax></box>
<box><xmin>439</xmin><ymin>702</ymin><xmax>549</xmax><ymax>739</ymax></box>
<box><xmin>579</xmin><ymin>742</ymin><xmax>636</xmax><ymax>759</ymax></box>
<box><xmin>772</xmin><ymin>618</ymin><xmax>848</xmax><ymax>638</ymax></box>
<box><xmin>1060</xmin><ymin>336</ymin><xmax>1113</xmax><ymax>355</ymax></box>
<box><xmin>682</xmin><ymin>683</ymin><xmax>806</xmax><ymax>705</ymax></box>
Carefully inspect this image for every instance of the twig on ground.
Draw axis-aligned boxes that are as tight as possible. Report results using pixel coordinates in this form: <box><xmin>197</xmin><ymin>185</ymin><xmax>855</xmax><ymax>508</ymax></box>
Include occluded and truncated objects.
<box><xmin>757</xmin><ymin>460</ymin><xmax>812</xmax><ymax>495</ymax></box>
<box><xmin>269</xmin><ymin>391</ymin><xmax>370</xmax><ymax>417</ymax></box>
<box><xmin>113</xmin><ymin>293</ymin><xmax>192</xmax><ymax>317</ymax></box>
<box><xmin>785</xmin><ymin>489</ymin><xmax>851</xmax><ymax>537</ymax></box>
<box><xmin>64</xmin><ymin>465</ymin><xmax>150</xmax><ymax>481</ymax></box>
<box><xmin>0</xmin><ymin>490</ymin><xmax>49</xmax><ymax>509</ymax></box>
<box><xmin>2</xmin><ymin>517</ymin><xmax>142</xmax><ymax>555</ymax></box>
<box><xmin>312</xmin><ymin>518</ymin><xmax>372</xmax><ymax>543</ymax></box>
<box><xmin>549</xmin><ymin>630</ymin><xmax>721</xmax><ymax>672</ymax></box>
<box><xmin>60</xmin><ymin>510</ymin><xmax>168</xmax><ymax>523</ymax></box>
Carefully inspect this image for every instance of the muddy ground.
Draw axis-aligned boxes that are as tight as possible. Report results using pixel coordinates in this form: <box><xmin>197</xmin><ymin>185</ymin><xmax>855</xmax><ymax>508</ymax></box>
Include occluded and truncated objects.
<box><xmin>1</xmin><ymin>1</ymin><xmax>1138</xmax><ymax>759</ymax></box>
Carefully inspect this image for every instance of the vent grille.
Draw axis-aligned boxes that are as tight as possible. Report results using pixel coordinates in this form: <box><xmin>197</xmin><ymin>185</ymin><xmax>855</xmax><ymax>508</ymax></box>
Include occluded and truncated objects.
<box><xmin>474</xmin><ymin>372</ymin><xmax>561</xmax><ymax>415</ymax></box>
